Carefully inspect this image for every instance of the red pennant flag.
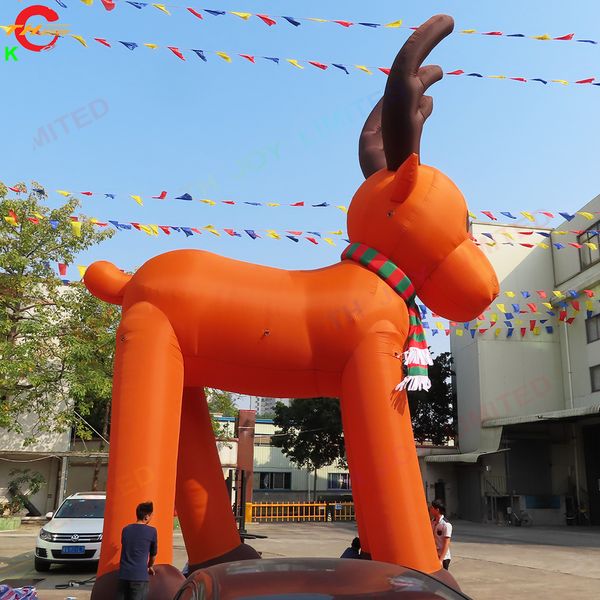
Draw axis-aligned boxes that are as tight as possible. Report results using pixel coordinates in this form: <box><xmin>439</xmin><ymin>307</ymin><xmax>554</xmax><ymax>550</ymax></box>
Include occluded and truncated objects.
<box><xmin>222</xmin><ymin>200</ymin><xmax>236</xmax><ymax>205</ymax></box>
<box><xmin>9</xmin><ymin>186</ymin><xmax>22</xmax><ymax>193</ymax></box>
<box><xmin>191</xmin><ymin>228</ymin><xmax>202</xmax><ymax>235</ymax></box>
<box><xmin>187</xmin><ymin>7</ymin><xmax>204</xmax><ymax>19</ymax></box>
<box><xmin>483</xmin><ymin>31</ymin><xmax>503</xmax><ymax>36</ymax></box>
<box><xmin>287</xmin><ymin>231</ymin><xmax>303</xmax><ymax>236</ymax></box>
<box><xmin>572</xmin><ymin>301</ymin><xmax>580</xmax><ymax>311</ymax></box>
<box><xmin>95</xmin><ymin>38</ymin><xmax>112</xmax><ymax>47</ymax></box>
<box><xmin>568</xmin><ymin>242</ymin><xmax>583</xmax><ymax>249</ymax></box>
<box><xmin>94</xmin><ymin>221</ymin><xmax>108</xmax><ymax>227</ymax></box>
<box><xmin>510</xmin><ymin>77</ymin><xmax>527</xmax><ymax>82</ymax></box>
<box><xmin>447</xmin><ymin>69</ymin><xmax>464</xmax><ymax>75</ymax></box>
<box><xmin>240</xmin><ymin>54</ymin><xmax>255</xmax><ymax>63</ymax></box>
<box><xmin>257</xmin><ymin>14</ymin><xmax>277</xmax><ymax>26</ymax></box>
<box><xmin>58</xmin><ymin>263</ymin><xmax>67</xmax><ymax>276</ymax></box>
<box><xmin>536</xmin><ymin>290</ymin><xmax>547</xmax><ymax>299</ymax></box>
<box><xmin>27</xmin><ymin>217</ymin><xmax>39</xmax><ymax>224</ymax></box>
<box><xmin>445</xmin><ymin>329</ymin><xmax>450</xmax><ymax>336</ymax></box>
<box><xmin>584</xmin><ymin>289</ymin><xmax>595</xmax><ymax>297</ymax></box>
<box><xmin>290</xmin><ymin>202</ymin><xmax>304</xmax><ymax>207</ymax></box>
<box><xmin>306</xmin><ymin>237</ymin><xmax>318</xmax><ymax>245</ymax></box>
<box><xmin>70</xmin><ymin>216</ymin><xmax>79</xmax><ymax>222</ymax></box>
<box><xmin>559</xmin><ymin>310</ymin><xmax>567</xmax><ymax>321</ymax></box>
<box><xmin>477</xmin><ymin>314</ymin><xmax>485</xmax><ymax>321</ymax></box>
<box><xmin>530</xmin><ymin>320</ymin><xmax>536</xmax><ymax>331</ymax></box>
<box><xmin>158</xmin><ymin>226</ymin><xmax>171</xmax><ymax>235</ymax></box>
<box><xmin>540</xmin><ymin>211</ymin><xmax>555</xmax><ymax>218</ymax></box>
<box><xmin>575</xmin><ymin>78</ymin><xmax>595</xmax><ymax>84</ymax></box>
<box><xmin>566</xmin><ymin>317</ymin><xmax>575</xmax><ymax>324</ymax></box>
<box><xmin>520</xmin><ymin>328</ymin><xmax>527</xmax><ymax>337</ymax></box>
<box><xmin>168</xmin><ymin>47</ymin><xmax>186</xmax><ymax>61</ymax></box>
<box><xmin>378</xmin><ymin>67</ymin><xmax>391</xmax><ymax>76</ymax></box>
<box><xmin>479</xmin><ymin>328</ymin><xmax>488</xmax><ymax>334</ymax></box>
<box><xmin>334</xmin><ymin>20</ymin><xmax>354</xmax><ymax>27</ymax></box>
<box><xmin>518</xmin><ymin>231</ymin><xmax>534</xmax><ymax>235</ymax></box>
<box><xmin>152</xmin><ymin>191</ymin><xmax>167</xmax><ymax>200</ymax></box>
<box><xmin>520</xmin><ymin>243</ymin><xmax>535</xmax><ymax>248</ymax></box>
<box><xmin>224</xmin><ymin>229</ymin><xmax>237</xmax><ymax>236</ymax></box>
<box><xmin>8</xmin><ymin>209</ymin><xmax>18</xmax><ymax>223</ymax></box>
<box><xmin>527</xmin><ymin>303</ymin><xmax>538</xmax><ymax>312</ymax></box>
<box><xmin>130</xmin><ymin>222</ymin><xmax>142</xmax><ymax>231</ymax></box>
<box><xmin>481</xmin><ymin>211</ymin><xmax>497</xmax><ymax>221</ymax></box>
<box><xmin>554</xmin><ymin>33</ymin><xmax>574</xmax><ymax>40</ymax></box>
<box><xmin>101</xmin><ymin>0</ymin><xmax>116</xmax><ymax>10</ymax></box>
<box><xmin>450</xmin><ymin>321</ymin><xmax>457</xmax><ymax>327</ymax></box>
<box><xmin>308</xmin><ymin>61</ymin><xmax>328</xmax><ymax>70</ymax></box>
<box><xmin>80</xmin><ymin>191</ymin><xmax>93</xmax><ymax>196</ymax></box>
<box><xmin>490</xmin><ymin>321</ymin><xmax>497</xmax><ymax>327</ymax></box>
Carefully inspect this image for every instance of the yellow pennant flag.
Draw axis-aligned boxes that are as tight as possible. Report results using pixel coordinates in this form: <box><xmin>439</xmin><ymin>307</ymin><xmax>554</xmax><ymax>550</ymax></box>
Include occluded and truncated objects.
<box><xmin>71</xmin><ymin>221</ymin><xmax>82</xmax><ymax>237</ymax></box>
<box><xmin>201</xmin><ymin>199</ymin><xmax>216</xmax><ymax>206</ymax></box>
<box><xmin>554</xmin><ymin>230</ymin><xmax>568</xmax><ymax>235</ymax></box>
<box><xmin>460</xmin><ymin>29</ymin><xmax>477</xmax><ymax>34</ymax></box>
<box><xmin>70</xmin><ymin>34</ymin><xmax>88</xmax><ymax>47</ymax></box>
<box><xmin>578</xmin><ymin>211</ymin><xmax>595</xmax><ymax>220</ymax></box>
<box><xmin>77</xmin><ymin>265</ymin><xmax>87</xmax><ymax>279</ymax></box>
<box><xmin>455</xmin><ymin>328</ymin><xmax>464</xmax><ymax>337</ymax></box>
<box><xmin>384</xmin><ymin>20</ymin><xmax>403</xmax><ymax>28</ymax></box>
<box><xmin>585</xmin><ymin>242</ymin><xmax>598</xmax><ymax>250</ymax></box>
<box><xmin>144</xmin><ymin>43</ymin><xmax>159</xmax><ymax>50</ymax></box>
<box><xmin>553</xmin><ymin>290</ymin><xmax>564</xmax><ymax>298</ymax></box>
<box><xmin>486</xmin><ymin>242</ymin><xmax>497</xmax><ymax>247</ymax></box>
<box><xmin>496</xmin><ymin>303</ymin><xmax>507</xmax><ymax>313</ymax></box>
<box><xmin>308</xmin><ymin>18</ymin><xmax>328</xmax><ymax>23</ymax></box>
<box><xmin>501</xmin><ymin>232</ymin><xmax>514</xmax><ymax>240</ymax></box>
<box><xmin>532</xmin><ymin>34</ymin><xmax>551</xmax><ymax>40</ymax></box>
<box><xmin>323</xmin><ymin>238</ymin><xmax>335</xmax><ymax>246</ymax></box>
<box><xmin>436</xmin><ymin>322</ymin><xmax>444</xmax><ymax>330</ymax></box>
<box><xmin>231</xmin><ymin>11</ymin><xmax>252</xmax><ymax>20</ymax></box>
<box><xmin>520</xmin><ymin>211</ymin><xmax>535</xmax><ymax>221</ymax></box>
<box><xmin>56</xmin><ymin>190</ymin><xmax>71</xmax><ymax>197</ymax></box>
<box><xmin>552</xmin><ymin>79</ymin><xmax>569</xmax><ymax>85</ymax></box>
<box><xmin>4</xmin><ymin>216</ymin><xmax>17</xmax><ymax>226</ymax></box>
<box><xmin>336</xmin><ymin>205</ymin><xmax>348</xmax><ymax>213</ymax></box>
<box><xmin>533</xmin><ymin>326</ymin><xmax>541</xmax><ymax>335</ymax></box>
<box><xmin>586</xmin><ymin>300</ymin><xmax>594</xmax><ymax>310</ymax></box>
<box><xmin>267</xmin><ymin>230</ymin><xmax>281</xmax><ymax>239</ymax></box>
<box><xmin>488</xmin><ymin>75</ymin><xmax>507</xmax><ymax>80</ymax></box>
<box><xmin>515</xmin><ymin>318</ymin><xmax>523</xmax><ymax>325</ymax></box>
<box><xmin>80</xmin><ymin>0</ymin><xmax>93</xmax><ymax>5</ymax></box>
<box><xmin>216</xmin><ymin>51</ymin><xmax>232</xmax><ymax>62</ymax></box>
<box><xmin>149</xmin><ymin>224</ymin><xmax>159</xmax><ymax>236</ymax></box>
<box><xmin>287</xmin><ymin>59</ymin><xmax>304</xmax><ymax>69</ymax></box>
<box><xmin>490</xmin><ymin>313</ymin><xmax>498</xmax><ymax>322</ymax></box>
<box><xmin>139</xmin><ymin>224</ymin><xmax>154</xmax><ymax>236</ymax></box>
<box><xmin>267</xmin><ymin>203</ymin><xmax>280</xmax><ymax>207</ymax></box>
<box><xmin>468</xmin><ymin>211</ymin><xmax>477</xmax><ymax>219</ymax></box>
<box><xmin>131</xmin><ymin>195</ymin><xmax>143</xmax><ymax>206</ymax></box>
<box><xmin>494</xmin><ymin>328</ymin><xmax>501</xmax><ymax>337</ymax></box>
<box><xmin>204</xmin><ymin>225</ymin><xmax>221</xmax><ymax>237</ymax></box>
<box><xmin>329</xmin><ymin>230</ymin><xmax>343</xmax><ymax>235</ymax></box>
<box><xmin>475</xmin><ymin>321</ymin><xmax>483</xmax><ymax>329</ymax></box>
<box><xmin>355</xmin><ymin>65</ymin><xmax>372</xmax><ymax>75</ymax></box>
<box><xmin>152</xmin><ymin>4</ymin><xmax>171</xmax><ymax>15</ymax></box>
<box><xmin>542</xmin><ymin>302</ymin><xmax>553</xmax><ymax>309</ymax></box>
<box><xmin>505</xmin><ymin>291</ymin><xmax>516</xmax><ymax>298</ymax></box>
<box><xmin>33</xmin><ymin>212</ymin><xmax>45</xmax><ymax>220</ymax></box>
<box><xmin>0</xmin><ymin>25</ymin><xmax>19</xmax><ymax>35</ymax></box>
<box><xmin>538</xmin><ymin>243</ymin><xmax>550</xmax><ymax>249</ymax></box>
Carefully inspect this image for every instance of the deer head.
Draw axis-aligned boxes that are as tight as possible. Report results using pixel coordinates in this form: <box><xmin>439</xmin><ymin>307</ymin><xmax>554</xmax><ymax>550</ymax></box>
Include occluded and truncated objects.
<box><xmin>347</xmin><ymin>15</ymin><xmax>498</xmax><ymax>322</ymax></box>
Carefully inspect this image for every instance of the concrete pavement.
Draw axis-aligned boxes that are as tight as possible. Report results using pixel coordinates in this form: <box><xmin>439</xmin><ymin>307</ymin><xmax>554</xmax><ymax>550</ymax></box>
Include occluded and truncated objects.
<box><xmin>0</xmin><ymin>521</ymin><xmax>598</xmax><ymax>599</ymax></box>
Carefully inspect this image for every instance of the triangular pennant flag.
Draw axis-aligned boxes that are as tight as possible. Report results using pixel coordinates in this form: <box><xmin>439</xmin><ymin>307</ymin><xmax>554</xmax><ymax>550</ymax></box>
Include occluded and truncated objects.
<box><xmin>131</xmin><ymin>195</ymin><xmax>143</xmax><ymax>206</ymax></box>
<box><xmin>152</xmin><ymin>3</ymin><xmax>170</xmax><ymax>15</ymax></box>
<box><xmin>168</xmin><ymin>47</ymin><xmax>185</xmax><ymax>60</ymax></box>
<box><xmin>256</xmin><ymin>14</ymin><xmax>276</xmax><ymax>26</ymax></box>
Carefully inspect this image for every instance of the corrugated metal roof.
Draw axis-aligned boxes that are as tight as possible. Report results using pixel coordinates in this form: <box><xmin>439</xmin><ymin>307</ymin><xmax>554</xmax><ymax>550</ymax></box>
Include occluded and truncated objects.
<box><xmin>482</xmin><ymin>405</ymin><xmax>600</xmax><ymax>428</ymax></box>
<box><xmin>424</xmin><ymin>448</ymin><xmax>509</xmax><ymax>463</ymax></box>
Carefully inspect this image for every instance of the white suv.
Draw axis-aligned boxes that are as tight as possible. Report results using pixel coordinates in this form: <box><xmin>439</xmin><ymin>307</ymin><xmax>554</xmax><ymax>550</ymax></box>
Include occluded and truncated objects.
<box><xmin>35</xmin><ymin>491</ymin><xmax>105</xmax><ymax>572</ymax></box>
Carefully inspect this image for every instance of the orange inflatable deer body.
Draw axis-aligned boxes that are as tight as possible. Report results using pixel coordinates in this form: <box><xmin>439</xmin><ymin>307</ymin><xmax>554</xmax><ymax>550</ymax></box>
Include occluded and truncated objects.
<box><xmin>86</xmin><ymin>15</ymin><xmax>498</xmax><ymax>598</ymax></box>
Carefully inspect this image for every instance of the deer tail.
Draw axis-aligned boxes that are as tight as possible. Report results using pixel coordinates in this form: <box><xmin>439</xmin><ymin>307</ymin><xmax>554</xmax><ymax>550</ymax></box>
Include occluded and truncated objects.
<box><xmin>83</xmin><ymin>261</ymin><xmax>132</xmax><ymax>306</ymax></box>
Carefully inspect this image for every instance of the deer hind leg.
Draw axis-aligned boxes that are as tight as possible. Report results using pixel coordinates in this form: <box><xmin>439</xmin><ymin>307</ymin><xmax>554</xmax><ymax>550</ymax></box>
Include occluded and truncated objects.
<box><xmin>176</xmin><ymin>387</ymin><xmax>260</xmax><ymax>571</ymax></box>
<box><xmin>92</xmin><ymin>302</ymin><xmax>185</xmax><ymax>599</ymax></box>
<box><xmin>341</xmin><ymin>326</ymin><xmax>440</xmax><ymax>573</ymax></box>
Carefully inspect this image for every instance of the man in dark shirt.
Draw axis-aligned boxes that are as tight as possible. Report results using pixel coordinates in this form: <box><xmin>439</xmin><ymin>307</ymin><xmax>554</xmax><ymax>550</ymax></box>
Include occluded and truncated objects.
<box><xmin>340</xmin><ymin>536</ymin><xmax>361</xmax><ymax>559</ymax></box>
<box><xmin>117</xmin><ymin>501</ymin><xmax>158</xmax><ymax>600</ymax></box>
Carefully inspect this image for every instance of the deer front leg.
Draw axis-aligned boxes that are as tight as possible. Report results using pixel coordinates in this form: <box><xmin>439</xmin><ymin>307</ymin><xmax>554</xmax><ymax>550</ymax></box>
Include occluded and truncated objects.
<box><xmin>92</xmin><ymin>302</ymin><xmax>185</xmax><ymax>599</ymax></box>
<box><xmin>341</xmin><ymin>325</ymin><xmax>440</xmax><ymax>573</ymax></box>
<box><xmin>176</xmin><ymin>388</ymin><xmax>260</xmax><ymax>570</ymax></box>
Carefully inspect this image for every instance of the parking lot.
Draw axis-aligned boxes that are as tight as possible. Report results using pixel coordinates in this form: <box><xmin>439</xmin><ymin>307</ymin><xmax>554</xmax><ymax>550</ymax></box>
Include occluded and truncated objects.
<box><xmin>0</xmin><ymin>521</ymin><xmax>599</xmax><ymax>599</ymax></box>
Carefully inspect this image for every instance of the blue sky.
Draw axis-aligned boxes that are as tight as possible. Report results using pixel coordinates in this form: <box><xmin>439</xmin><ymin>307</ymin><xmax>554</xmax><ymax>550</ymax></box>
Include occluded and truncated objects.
<box><xmin>3</xmin><ymin>0</ymin><xmax>600</xmax><ymax>357</ymax></box>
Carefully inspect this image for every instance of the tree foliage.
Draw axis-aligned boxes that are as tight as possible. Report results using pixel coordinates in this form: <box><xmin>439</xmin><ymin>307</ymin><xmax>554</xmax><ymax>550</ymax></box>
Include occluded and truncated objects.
<box><xmin>0</xmin><ymin>182</ymin><xmax>114</xmax><ymax>442</ymax></box>
<box><xmin>272</xmin><ymin>398</ymin><xmax>346</xmax><ymax>495</ymax></box>
<box><xmin>407</xmin><ymin>351</ymin><xmax>456</xmax><ymax>445</ymax></box>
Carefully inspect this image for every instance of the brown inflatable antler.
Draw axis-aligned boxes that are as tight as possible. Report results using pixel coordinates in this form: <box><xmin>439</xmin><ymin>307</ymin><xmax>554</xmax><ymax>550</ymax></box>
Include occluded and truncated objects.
<box><xmin>359</xmin><ymin>14</ymin><xmax>454</xmax><ymax>177</ymax></box>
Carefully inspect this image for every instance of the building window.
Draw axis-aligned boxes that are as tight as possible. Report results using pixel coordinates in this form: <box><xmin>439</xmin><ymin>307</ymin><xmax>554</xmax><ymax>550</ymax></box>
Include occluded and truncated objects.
<box><xmin>591</xmin><ymin>365</ymin><xmax>600</xmax><ymax>392</ymax></box>
<box><xmin>255</xmin><ymin>472</ymin><xmax>291</xmax><ymax>490</ymax></box>
<box><xmin>327</xmin><ymin>473</ymin><xmax>351</xmax><ymax>490</ymax></box>
<box><xmin>586</xmin><ymin>315</ymin><xmax>600</xmax><ymax>343</ymax></box>
<box><xmin>578</xmin><ymin>223</ymin><xmax>600</xmax><ymax>271</ymax></box>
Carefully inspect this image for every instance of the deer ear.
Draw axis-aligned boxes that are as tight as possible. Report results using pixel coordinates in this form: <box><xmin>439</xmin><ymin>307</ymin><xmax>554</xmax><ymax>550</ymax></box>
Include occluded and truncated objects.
<box><xmin>391</xmin><ymin>153</ymin><xmax>419</xmax><ymax>203</ymax></box>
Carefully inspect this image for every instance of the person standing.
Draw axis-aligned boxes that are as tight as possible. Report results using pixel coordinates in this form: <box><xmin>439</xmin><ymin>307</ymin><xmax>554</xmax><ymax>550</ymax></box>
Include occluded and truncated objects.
<box><xmin>429</xmin><ymin>499</ymin><xmax>452</xmax><ymax>570</ymax></box>
<box><xmin>117</xmin><ymin>501</ymin><xmax>158</xmax><ymax>600</ymax></box>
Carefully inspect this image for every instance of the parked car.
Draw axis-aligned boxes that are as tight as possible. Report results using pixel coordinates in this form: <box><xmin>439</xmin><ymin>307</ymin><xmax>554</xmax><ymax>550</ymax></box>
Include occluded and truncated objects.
<box><xmin>174</xmin><ymin>558</ymin><xmax>471</xmax><ymax>600</ymax></box>
<box><xmin>34</xmin><ymin>491</ymin><xmax>105</xmax><ymax>572</ymax></box>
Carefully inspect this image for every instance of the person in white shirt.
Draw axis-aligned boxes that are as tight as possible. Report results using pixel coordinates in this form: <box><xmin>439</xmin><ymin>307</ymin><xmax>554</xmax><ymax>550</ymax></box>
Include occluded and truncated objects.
<box><xmin>429</xmin><ymin>499</ymin><xmax>452</xmax><ymax>570</ymax></box>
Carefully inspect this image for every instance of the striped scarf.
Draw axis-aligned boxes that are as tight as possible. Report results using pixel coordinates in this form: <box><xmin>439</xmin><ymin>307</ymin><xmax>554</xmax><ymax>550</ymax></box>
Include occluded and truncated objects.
<box><xmin>341</xmin><ymin>243</ymin><xmax>432</xmax><ymax>392</ymax></box>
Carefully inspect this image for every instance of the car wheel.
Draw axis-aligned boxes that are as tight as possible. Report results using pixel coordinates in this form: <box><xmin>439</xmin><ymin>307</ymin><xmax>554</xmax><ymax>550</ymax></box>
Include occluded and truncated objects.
<box><xmin>34</xmin><ymin>557</ymin><xmax>51</xmax><ymax>572</ymax></box>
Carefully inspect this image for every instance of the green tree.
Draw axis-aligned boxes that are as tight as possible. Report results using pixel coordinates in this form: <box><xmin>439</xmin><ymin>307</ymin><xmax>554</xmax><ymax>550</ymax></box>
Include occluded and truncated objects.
<box><xmin>407</xmin><ymin>352</ymin><xmax>456</xmax><ymax>445</ymax></box>
<box><xmin>206</xmin><ymin>388</ymin><xmax>238</xmax><ymax>439</ymax></box>
<box><xmin>0</xmin><ymin>182</ymin><xmax>114</xmax><ymax>442</ymax></box>
<box><xmin>272</xmin><ymin>398</ymin><xmax>345</xmax><ymax>499</ymax></box>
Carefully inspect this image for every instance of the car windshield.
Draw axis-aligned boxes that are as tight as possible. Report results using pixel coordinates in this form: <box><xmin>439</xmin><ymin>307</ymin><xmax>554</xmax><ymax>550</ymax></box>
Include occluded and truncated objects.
<box><xmin>54</xmin><ymin>498</ymin><xmax>105</xmax><ymax>519</ymax></box>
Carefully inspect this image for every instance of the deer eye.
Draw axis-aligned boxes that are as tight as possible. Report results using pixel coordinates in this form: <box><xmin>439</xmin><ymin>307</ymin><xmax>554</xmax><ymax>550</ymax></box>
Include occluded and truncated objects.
<box><xmin>387</xmin><ymin>210</ymin><xmax>395</xmax><ymax>217</ymax></box>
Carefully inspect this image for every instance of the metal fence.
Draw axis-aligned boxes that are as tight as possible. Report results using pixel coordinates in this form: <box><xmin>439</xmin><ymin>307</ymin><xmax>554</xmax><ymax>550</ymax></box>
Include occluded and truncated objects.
<box><xmin>247</xmin><ymin>501</ymin><xmax>355</xmax><ymax>523</ymax></box>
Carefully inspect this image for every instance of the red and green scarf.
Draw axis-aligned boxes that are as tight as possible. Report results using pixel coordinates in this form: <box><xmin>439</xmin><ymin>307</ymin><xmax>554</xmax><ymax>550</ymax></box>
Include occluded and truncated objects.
<box><xmin>341</xmin><ymin>242</ymin><xmax>432</xmax><ymax>392</ymax></box>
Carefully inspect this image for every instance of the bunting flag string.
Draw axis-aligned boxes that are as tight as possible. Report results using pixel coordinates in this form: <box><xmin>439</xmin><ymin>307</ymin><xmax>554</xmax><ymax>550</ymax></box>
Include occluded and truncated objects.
<box><xmin>20</xmin><ymin>31</ymin><xmax>598</xmax><ymax>89</ymax></box>
<box><xmin>60</xmin><ymin>1</ymin><xmax>600</xmax><ymax>49</ymax></box>
<box><xmin>473</xmin><ymin>209</ymin><xmax>599</xmax><ymax>223</ymax></box>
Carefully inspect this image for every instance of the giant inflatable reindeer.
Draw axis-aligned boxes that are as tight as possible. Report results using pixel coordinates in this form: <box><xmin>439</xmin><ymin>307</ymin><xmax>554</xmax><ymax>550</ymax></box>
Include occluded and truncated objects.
<box><xmin>86</xmin><ymin>15</ymin><xmax>498</xmax><ymax>598</ymax></box>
